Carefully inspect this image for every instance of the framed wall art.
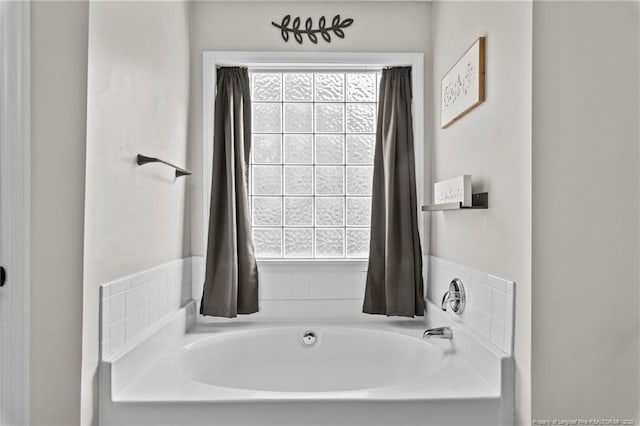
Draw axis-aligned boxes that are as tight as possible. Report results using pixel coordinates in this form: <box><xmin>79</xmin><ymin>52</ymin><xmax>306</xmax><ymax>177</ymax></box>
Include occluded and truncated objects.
<box><xmin>440</xmin><ymin>37</ymin><xmax>485</xmax><ymax>129</ymax></box>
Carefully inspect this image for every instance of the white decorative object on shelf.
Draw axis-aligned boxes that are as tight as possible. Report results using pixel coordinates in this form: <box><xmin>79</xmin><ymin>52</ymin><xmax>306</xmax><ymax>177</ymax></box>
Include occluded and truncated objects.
<box><xmin>434</xmin><ymin>175</ymin><xmax>472</xmax><ymax>207</ymax></box>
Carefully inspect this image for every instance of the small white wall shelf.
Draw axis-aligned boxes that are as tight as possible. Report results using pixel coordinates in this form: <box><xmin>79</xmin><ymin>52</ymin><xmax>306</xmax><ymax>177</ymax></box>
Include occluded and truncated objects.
<box><xmin>422</xmin><ymin>192</ymin><xmax>488</xmax><ymax>212</ymax></box>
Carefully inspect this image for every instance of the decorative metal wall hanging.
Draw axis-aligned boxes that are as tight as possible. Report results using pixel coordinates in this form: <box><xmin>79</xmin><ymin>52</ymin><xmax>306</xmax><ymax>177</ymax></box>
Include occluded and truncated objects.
<box><xmin>271</xmin><ymin>15</ymin><xmax>354</xmax><ymax>44</ymax></box>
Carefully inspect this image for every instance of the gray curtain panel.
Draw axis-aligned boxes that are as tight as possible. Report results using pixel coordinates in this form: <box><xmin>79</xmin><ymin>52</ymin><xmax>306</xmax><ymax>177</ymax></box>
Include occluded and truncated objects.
<box><xmin>363</xmin><ymin>67</ymin><xmax>424</xmax><ymax>317</ymax></box>
<box><xmin>200</xmin><ymin>67</ymin><xmax>259</xmax><ymax>318</ymax></box>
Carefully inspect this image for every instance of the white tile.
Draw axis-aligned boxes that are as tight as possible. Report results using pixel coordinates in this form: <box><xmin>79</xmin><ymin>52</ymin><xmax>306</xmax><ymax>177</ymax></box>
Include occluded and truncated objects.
<box><xmin>348</xmin><ymin>277</ymin><xmax>366</xmax><ymax>299</ymax></box>
<box><xmin>471</xmin><ymin>284</ymin><xmax>492</xmax><ymax>313</ymax></box>
<box><xmin>273</xmin><ymin>279</ymin><xmax>292</xmax><ymax>299</ymax></box>
<box><xmin>128</xmin><ymin>271</ymin><xmax>141</xmax><ymax>286</ymax></box>
<box><xmin>471</xmin><ymin>267</ymin><xmax>487</xmax><ymax>288</ymax></box>
<box><xmin>128</xmin><ymin>274</ymin><xmax>141</xmax><ymax>288</ymax></box>
<box><xmin>125</xmin><ymin>314</ymin><xmax>139</xmax><ymax>343</ymax></box>
<box><xmin>455</xmin><ymin>301</ymin><xmax>471</xmax><ymax>324</ymax></box>
<box><xmin>150</xmin><ymin>277</ymin><xmax>163</xmax><ymax>302</ymax></box>
<box><xmin>305</xmin><ymin>272</ymin><xmax>325</xmax><ymax>288</ymax></box>
<box><xmin>139</xmin><ymin>281</ymin><xmax>151</xmax><ymax>309</ymax></box>
<box><xmin>291</xmin><ymin>281</ymin><xmax>309</xmax><ymax>299</ymax></box>
<box><xmin>490</xmin><ymin>317</ymin><xmax>505</xmax><ymax>350</ymax></box>
<box><xmin>145</xmin><ymin>265</ymin><xmax>162</xmax><ymax>280</ymax></box>
<box><xmin>168</xmin><ymin>285</ymin><xmax>181</xmax><ymax>310</ymax></box>
<box><xmin>139</xmin><ymin>308</ymin><xmax>150</xmax><ymax>332</ymax></box>
<box><xmin>159</xmin><ymin>275</ymin><xmax>169</xmax><ymax>299</ymax></box>
<box><xmin>101</xmin><ymin>339</ymin><xmax>111</xmax><ymax>357</ymax></box>
<box><xmin>181</xmin><ymin>259</ymin><xmax>191</xmax><ymax>282</ymax></box>
<box><xmin>100</xmin><ymin>284</ymin><xmax>111</xmax><ymax>298</ymax></box>
<box><xmin>192</xmin><ymin>265</ymin><xmax>204</xmax><ymax>287</ymax></box>
<box><xmin>425</xmin><ymin>257</ymin><xmax>516</xmax><ymax>354</ymax></box>
<box><xmin>504</xmin><ymin>279</ymin><xmax>515</xmax><ymax>295</ymax></box>
<box><xmin>487</xmin><ymin>274</ymin><xmax>507</xmax><ymax>292</ymax></box>
<box><xmin>259</xmin><ymin>281</ymin><xmax>276</xmax><ymax>299</ymax></box>
<box><xmin>491</xmin><ymin>289</ymin><xmax>507</xmax><ymax>320</ymax></box>
<box><xmin>434</xmin><ymin>258</ymin><xmax>451</xmax><ymax>299</ymax></box>
<box><xmin>110</xmin><ymin>293</ymin><xmax>125</xmax><ymax>324</ymax></box>
<box><xmin>167</xmin><ymin>279</ymin><xmax>176</xmax><ymax>300</ymax></box>
<box><xmin>181</xmin><ymin>280</ymin><xmax>191</xmax><ymax>305</ymax></box>
<box><xmin>101</xmin><ymin>298</ymin><xmax>111</xmax><ymax>342</ymax></box>
<box><xmin>130</xmin><ymin>285</ymin><xmax>140</xmax><ymax>312</ymax></box>
<box><xmin>426</xmin><ymin>270</ymin><xmax>437</xmax><ymax>302</ymax></box>
<box><xmin>506</xmin><ymin>291</ymin><xmax>514</xmax><ymax>323</ymax></box>
<box><xmin>504</xmin><ymin>293</ymin><xmax>515</xmax><ymax>354</ymax></box>
<box><xmin>504</xmin><ymin>325</ymin><xmax>513</xmax><ymax>354</ymax></box>
<box><xmin>168</xmin><ymin>271</ymin><xmax>181</xmax><ymax>302</ymax></box>
<box><xmin>111</xmin><ymin>277</ymin><xmax>131</xmax><ymax>295</ymax></box>
<box><xmin>149</xmin><ymin>301</ymin><xmax>160</xmax><ymax>324</ymax></box>
<box><xmin>125</xmin><ymin>288</ymin><xmax>139</xmax><ymax>316</ymax></box>
<box><xmin>309</xmin><ymin>280</ymin><xmax>327</xmax><ymax>299</ymax></box>
<box><xmin>146</xmin><ymin>279</ymin><xmax>156</xmax><ymax>302</ymax></box>
<box><xmin>423</xmin><ymin>256</ymin><xmax>430</xmax><ymax>282</ymax></box>
<box><xmin>259</xmin><ymin>272</ymin><xmax>274</xmax><ymax>284</ymax></box>
<box><xmin>325</xmin><ymin>278</ymin><xmax>346</xmax><ymax>299</ymax></box>
<box><xmin>110</xmin><ymin>320</ymin><xmax>125</xmax><ymax>353</ymax></box>
<box><xmin>470</xmin><ymin>308</ymin><xmax>491</xmax><ymax>341</ymax></box>
<box><xmin>154</xmin><ymin>279</ymin><xmax>166</xmax><ymax>305</ymax></box>
<box><xmin>98</xmin><ymin>258</ymin><xmax>198</xmax><ymax>346</ymax></box>
<box><xmin>427</xmin><ymin>257</ymin><xmax>441</xmax><ymax>302</ymax></box>
<box><xmin>137</xmin><ymin>285</ymin><xmax>147</xmax><ymax>308</ymax></box>
<box><xmin>426</xmin><ymin>255</ymin><xmax>434</xmax><ymax>273</ymax></box>
<box><xmin>276</xmin><ymin>272</ymin><xmax>292</xmax><ymax>285</ymax></box>
<box><xmin>156</xmin><ymin>264</ymin><xmax>169</xmax><ymax>278</ymax></box>
<box><xmin>158</xmin><ymin>297</ymin><xmax>169</xmax><ymax>317</ymax></box>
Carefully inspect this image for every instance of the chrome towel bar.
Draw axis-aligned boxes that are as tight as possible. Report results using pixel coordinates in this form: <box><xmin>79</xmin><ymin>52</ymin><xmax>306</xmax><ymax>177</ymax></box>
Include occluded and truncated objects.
<box><xmin>136</xmin><ymin>154</ymin><xmax>191</xmax><ymax>178</ymax></box>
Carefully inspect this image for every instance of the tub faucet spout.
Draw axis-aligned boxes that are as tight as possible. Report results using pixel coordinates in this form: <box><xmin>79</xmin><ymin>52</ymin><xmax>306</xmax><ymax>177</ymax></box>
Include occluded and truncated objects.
<box><xmin>423</xmin><ymin>326</ymin><xmax>453</xmax><ymax>340</ymax></box>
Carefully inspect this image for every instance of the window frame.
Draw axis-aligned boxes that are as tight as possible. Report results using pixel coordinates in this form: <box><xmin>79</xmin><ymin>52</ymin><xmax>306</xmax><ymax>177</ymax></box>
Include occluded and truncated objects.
<box><xmin>202</xmin><ymin>52</ymin><xmax>425</xmax><ymax>265</ymax></box>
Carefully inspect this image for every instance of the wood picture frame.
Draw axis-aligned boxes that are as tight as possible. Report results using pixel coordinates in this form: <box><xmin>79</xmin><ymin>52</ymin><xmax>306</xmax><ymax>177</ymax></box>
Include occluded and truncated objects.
<box><xmin>440</xmin><ymin>37</ymin><xmax>486</xmax><ymax>129</ymax></box>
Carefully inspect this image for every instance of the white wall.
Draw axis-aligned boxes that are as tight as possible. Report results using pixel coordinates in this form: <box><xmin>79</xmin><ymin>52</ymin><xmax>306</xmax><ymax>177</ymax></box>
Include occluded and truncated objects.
<box><xmin>82</xmin><ymin>1</ymin><xmax>191</xmax><ymax>424</ymax></box>
<box><xmin>188</xmin><ymin>1</ymin><xmax>433</xmax><ymax>257</ymax></box>
<box><xmin>29</xmin><ymin>2</ymin><xmax>640</xmax><ymax>425</ymax></box>
<box><xmin>532</xmin><ymin>1</ymin><xmax>640</xmax><ymax>422</ymax></box>
<box><xmin>30</xmin><ymin>1</ymin><xmax>89</xmax><ymax>424</ymax></box>
<box><xmin>430</xmin><ymin>2</ymin><xmax>532</xmax><ymax>424</ymax></box>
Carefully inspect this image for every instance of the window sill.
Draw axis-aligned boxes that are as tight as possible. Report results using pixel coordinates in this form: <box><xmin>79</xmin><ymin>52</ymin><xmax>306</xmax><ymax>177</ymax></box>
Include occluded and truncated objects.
<box><xmin>256</xmin><ymin>258</ymin><xmax>368</xmax><ymax>272</ymax></box>
<box><xmin>257</xmin><ymin>258</ymin><xmax>367</xmax><ymax>263</ymax></box>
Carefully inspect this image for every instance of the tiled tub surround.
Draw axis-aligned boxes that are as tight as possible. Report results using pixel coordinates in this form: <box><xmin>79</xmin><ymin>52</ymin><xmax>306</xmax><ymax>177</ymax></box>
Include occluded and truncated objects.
<box><xmin>426</xmin><ymin>255</ymin><xmax>515</xmax><ymax>355</ymax></box>
<box><xmin>100</xmin><ymin>258</ymin><xmax>194</xmax><ymax>359</ymax></box>
<box><xmin>98</xmin><ymin>256</ymin><xmax>515</xmax><ymax>425</ymax></box>
<box><xmin>192</xmin><ymin>257</ymin><xmax>369</xmax><ymax>320</ymax></box>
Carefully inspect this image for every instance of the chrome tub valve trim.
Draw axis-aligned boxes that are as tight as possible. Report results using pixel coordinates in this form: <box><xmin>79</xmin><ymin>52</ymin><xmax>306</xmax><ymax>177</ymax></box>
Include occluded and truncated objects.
<box><xmin>441</xmin><ymin>278</ymin><xmax>466</xmax><ymax>314</ymax></box>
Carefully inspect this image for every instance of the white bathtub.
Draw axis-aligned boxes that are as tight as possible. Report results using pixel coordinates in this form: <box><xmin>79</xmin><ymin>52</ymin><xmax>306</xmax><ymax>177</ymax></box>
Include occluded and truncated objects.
<box><xmin>99</xmin><ymin>304</ymin><xmax>514</xmax><ymax>425</ymax></box>
<box><xmin>181</xmin><ymin>327</ymin><xmax>443</xmax><ymax>393</ymax></box>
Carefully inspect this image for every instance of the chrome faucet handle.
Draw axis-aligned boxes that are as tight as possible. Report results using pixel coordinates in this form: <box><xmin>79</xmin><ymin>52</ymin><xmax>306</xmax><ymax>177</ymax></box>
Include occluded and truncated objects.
<box><xmin>440</xmin><ymin>278</ymin><xmax>466</xmax><ymax>314</ymax></box>
<box><xmin>423</xmin><ymin>326</ymin><xmax>453</xmax><ymax>340</ymax></box>
<box><xmin>441</xmin><ymin>291</ymin><xmax>450</xmax><ymax>310</ymax></box>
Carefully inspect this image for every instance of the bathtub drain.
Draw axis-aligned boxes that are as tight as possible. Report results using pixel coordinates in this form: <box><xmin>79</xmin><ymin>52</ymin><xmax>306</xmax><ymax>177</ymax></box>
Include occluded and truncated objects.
<box><xmin>301</xmin><ymin>331</ymin><xmax>317</xmax><ymax>346</ymax></box>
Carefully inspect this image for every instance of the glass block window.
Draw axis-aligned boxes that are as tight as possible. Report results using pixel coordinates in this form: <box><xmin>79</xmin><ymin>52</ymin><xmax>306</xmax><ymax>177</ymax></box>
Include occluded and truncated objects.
<box><xmin>250</xmin><ymin>70</ymin><xmax>381</xmax><ymax>259</ymax></box>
